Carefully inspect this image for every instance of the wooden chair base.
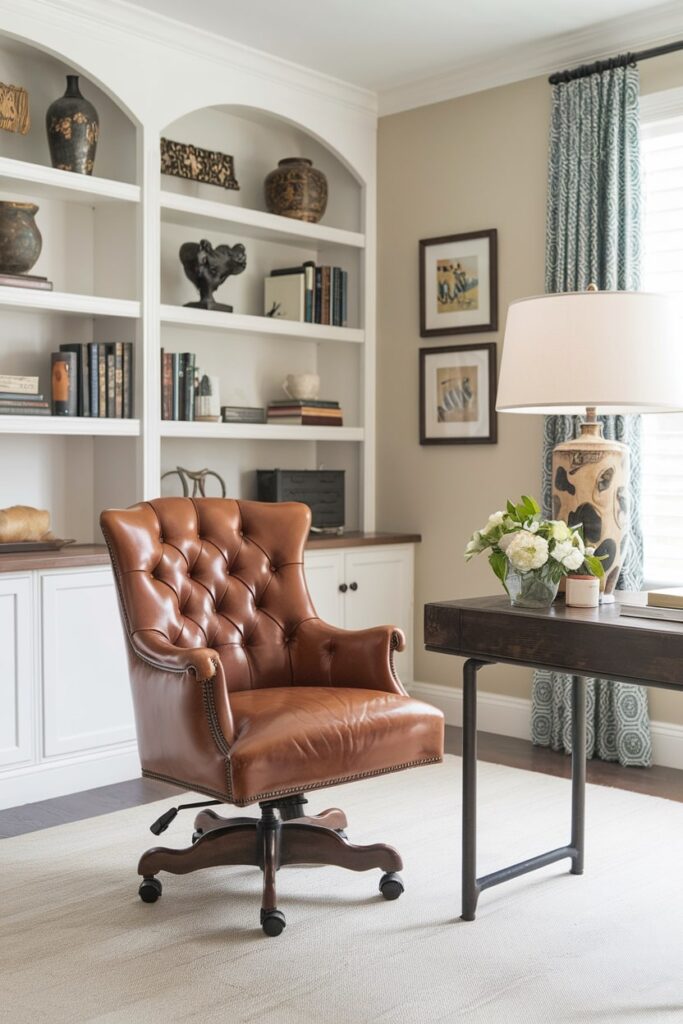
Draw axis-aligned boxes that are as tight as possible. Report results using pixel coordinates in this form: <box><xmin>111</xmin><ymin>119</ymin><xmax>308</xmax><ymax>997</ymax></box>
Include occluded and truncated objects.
<box><xmin>137</xmin><ymin>796</ymin><xmax>404</xmax><ymax>936</ymax></box>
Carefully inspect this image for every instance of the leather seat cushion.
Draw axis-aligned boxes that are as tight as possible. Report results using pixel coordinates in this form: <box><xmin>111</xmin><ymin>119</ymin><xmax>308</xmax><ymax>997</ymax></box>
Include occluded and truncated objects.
<box><xmin>228</xmin><ymin>686</ymin><xmax>444</xmax><ymax>805</ymax></box>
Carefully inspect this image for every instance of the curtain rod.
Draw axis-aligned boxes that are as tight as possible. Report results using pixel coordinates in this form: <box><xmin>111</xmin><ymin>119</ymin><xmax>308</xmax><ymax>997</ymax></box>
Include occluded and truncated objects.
<box><xmin>549</xmin><ymin>38</ymin><xmax>683</xmax><ymax>84</ymax></box>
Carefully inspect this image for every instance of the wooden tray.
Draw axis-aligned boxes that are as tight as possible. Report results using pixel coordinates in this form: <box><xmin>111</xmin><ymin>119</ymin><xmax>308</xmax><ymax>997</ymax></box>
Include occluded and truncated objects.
<box><xmin>0</xmin><ymin>539</ymin><xmax>76</xmax><ymax>554</ymax></box>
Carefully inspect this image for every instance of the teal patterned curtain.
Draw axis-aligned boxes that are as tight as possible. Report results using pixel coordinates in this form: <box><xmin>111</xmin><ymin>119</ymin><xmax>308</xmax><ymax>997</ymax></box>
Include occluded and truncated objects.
<box><xmin>531</xmin><ymin>63</ymin><xmax>652</xmax><ymax>767</ymax></box>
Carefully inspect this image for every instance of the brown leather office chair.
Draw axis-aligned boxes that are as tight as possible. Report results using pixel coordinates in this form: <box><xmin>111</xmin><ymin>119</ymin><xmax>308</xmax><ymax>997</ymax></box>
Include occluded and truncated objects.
<box><xmin>101</xmin><ymin>497</ymin><xmax>444</xmax><ymax>936</ymax></box>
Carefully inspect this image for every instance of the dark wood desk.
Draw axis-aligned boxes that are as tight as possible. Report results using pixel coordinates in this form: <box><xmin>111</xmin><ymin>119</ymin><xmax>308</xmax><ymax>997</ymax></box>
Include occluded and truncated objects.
<box><xmin>424</xmin><ymin>595</ymin><xmax>683</xmax><ymax>920</ymax></box>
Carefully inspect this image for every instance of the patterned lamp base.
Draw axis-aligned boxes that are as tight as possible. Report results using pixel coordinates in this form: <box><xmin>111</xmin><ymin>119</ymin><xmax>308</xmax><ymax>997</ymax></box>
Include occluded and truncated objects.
<box><xmin>552</xmin><ymin>418</ymin><xmax>629</xmax><ymax>595</ymax></box>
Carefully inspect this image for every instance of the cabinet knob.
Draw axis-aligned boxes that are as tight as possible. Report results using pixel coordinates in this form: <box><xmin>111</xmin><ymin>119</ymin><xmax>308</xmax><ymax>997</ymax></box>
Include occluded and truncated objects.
<box><xmin>339</xmin><ymin>583</ymin><xmax>348</xmax><ymax>593</ymax></box>
<box><xmin>349</xmin><ymin>582</ymin><xmax>358</xmax><ymax>591</ymax></box>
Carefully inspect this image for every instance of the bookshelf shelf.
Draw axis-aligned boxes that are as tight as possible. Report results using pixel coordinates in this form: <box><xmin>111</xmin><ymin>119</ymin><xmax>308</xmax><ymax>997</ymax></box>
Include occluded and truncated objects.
<box><xmin>159</xmin><ymin>304</ymin><xmax>363</xmax><ymax>343</ymax></box>
<box><xmin>160</xmin><ymin>191</ymin><xmax>365</xmax><ymax>250</ymax></box>
<box><xmin>0</xmin><ymin>415</ymin><xmax>140</xmax><ymax>436</ymax></box>
<box><xmin>0</xmin><ymin>156</ymin><xmax>140</xmax><ymax>205</ymax></box>
<box><xmin>160</xmin><ymin>420</ymin><xmax>364</xmax><ymax>442</ymax></box>
<box><xmin>0</xmin><ymin>289</ymin><xmax>140</xmax><ymax>319</ymax></box>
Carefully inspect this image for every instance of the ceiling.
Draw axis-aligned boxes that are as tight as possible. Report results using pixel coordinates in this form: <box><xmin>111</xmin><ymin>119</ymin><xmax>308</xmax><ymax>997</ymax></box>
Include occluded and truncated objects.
<box><xmin>128</xmin><ymin>0</ymin><xmax>683</xmax><ymax>103</ymax></box>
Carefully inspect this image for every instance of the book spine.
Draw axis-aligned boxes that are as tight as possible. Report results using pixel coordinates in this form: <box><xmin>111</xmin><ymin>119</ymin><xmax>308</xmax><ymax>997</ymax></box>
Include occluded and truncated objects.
<box><xmin>88</xmin><ymin>343</ymin><xmax>98</xmax><ymax>417</ymax></box>
<box><xmin>0</xmin><ymin>405</ymin><xmax>50</xmax><ymax>415</ymax></box>
<box><xmin>162</xmin><ymin>351</ymin><xmax>172</xmax><ymax>421</ymax></box>
<box><xmin>114</xmin><ymin>343</ymin><xmax>123</xmax><ymax>418</ymax></box>
<box><xmin>0</xmin><ymin>398</ymin><xmax>49</xmax><ymax>407</ymax></box>
<box><xmin>183</xmin><ymin>353</ymin><xmax>195</xmax><ymax>422</ymax></box>
<box><xmin>332</xmin><ymin>268</ymin><xmax>341</xmax><ymax>327</ymax></box>
<box><xmin>304</xmin><ymin>262</ymin><xmax>315</xmax><ymax>324</ymax></box>
<box><xmin>321</xmin><ymin>267</ymin><xmax>331</xmax><ymax>326</ymax></box>
<box><xmin>341</xmin><ymin>270</ymin><xmax>348</xmax><ymax>327</ymax></box>
<box><xmin>123</xmin><ymin>343</ymin><xmax>133</xmax><ymax>419</ymax></box>
<box><xmin>270</xmin><ymin>266</ymin><xmax>306</xmax><ymax>277</ymax></box>
<box><xmin>51</xmin><ymin>351</ymin><xmax>78</xmax><ymax>416</ymax></box>
<box><xmin>106</xmin><ymin>348</ymin><xmax>116</xmax><ymax>418</ymax></box>
<box><xmin>177</xmin><ymin>354</ymin><xmax>186</xmax><ymax>421</ymax></box>
<box><xmin>267</xmin><ymin>415</ymin><xmax>343</xmax><ymax>426</ymax></box>
<box><xmin>0</xmin><ymin>392</ymin><xmax>44</xmax><ymax>401</ymax></box>
<box><xmin>171</xmin><ymin>353</ymin><xmax>179</xmax><ymax>421</ymax></box>
<box><xmin>97</xmin><ymin>348</ymin><xmax>106</xmax><ymax>417</ymax></box>
<box><xmin>314</xmin><ymin>267</ymin><xmax>322</xmax><ymax>324</ymax></box>
<box><xmin>0</xmin><ymin>374</ymin><xmax>39</xmax><ymax>394</ymax></box>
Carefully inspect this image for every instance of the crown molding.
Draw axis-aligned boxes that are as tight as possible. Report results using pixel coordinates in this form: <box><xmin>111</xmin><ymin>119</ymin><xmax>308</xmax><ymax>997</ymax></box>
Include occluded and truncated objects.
<box><xmin>641</xmin><ymin>84</ymin><xmax>683</xmax><ymax>122</ymax></box>
<box><xmin>4</xmin><ymin>0</ymin><xmax>378</xmax><ymax>121</ymax></box>
<box><xmin>379</xmin><ymin>0</ymin><xmax>683</xmax><ymax>116</ymax></box>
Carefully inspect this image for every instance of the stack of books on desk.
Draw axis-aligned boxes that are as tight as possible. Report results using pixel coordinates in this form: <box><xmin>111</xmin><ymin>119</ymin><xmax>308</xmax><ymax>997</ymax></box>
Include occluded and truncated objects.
<box><xmin>619</xmin><ymin>588</ymin><xmax>683</xmax><ymax>622</ymax></box>
<box><xmin>266</xmin><ymin>399</ymin><xmax>343</xmax><ymax>426</ymax></box>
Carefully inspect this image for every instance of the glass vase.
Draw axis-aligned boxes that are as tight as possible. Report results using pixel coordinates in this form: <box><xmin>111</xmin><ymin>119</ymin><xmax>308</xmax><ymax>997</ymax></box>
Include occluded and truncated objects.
<box><xmin>504</xmin><ymin>566</ymin><xmax>559</xmax><ymax>609</ymax></box>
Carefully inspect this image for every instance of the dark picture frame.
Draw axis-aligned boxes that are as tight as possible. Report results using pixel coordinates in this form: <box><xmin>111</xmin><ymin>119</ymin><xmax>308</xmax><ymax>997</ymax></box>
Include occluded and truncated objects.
<box><xmin>419</xmin><ymin>342</ymin><xmax>497</xmax><ymax>445</ymax></box>
<box><xmin>419</xmin><ymin>228</ymin><xmax>498</xmax><ymax>337</ymax></box>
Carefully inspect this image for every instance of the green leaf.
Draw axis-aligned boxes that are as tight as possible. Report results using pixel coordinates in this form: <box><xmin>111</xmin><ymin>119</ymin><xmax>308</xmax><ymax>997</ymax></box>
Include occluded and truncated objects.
<box><xmin>489</xmin><ymin>550</ymin><xmax>508</xmax><ymax>586</ymax></box>
<box><xmin>521</xmin><ymin>495</ymin><xmax>541</xmax><ymax>516</ymax></box>
<box><xmin>583</xmin><ymin>553</ymin><xmax>605</xmax><ymax>579</ymax></box>
<box><xmin>506</xmin><ymin>499</ymin><xmax>517</xmax><ymax>517</ymax></box>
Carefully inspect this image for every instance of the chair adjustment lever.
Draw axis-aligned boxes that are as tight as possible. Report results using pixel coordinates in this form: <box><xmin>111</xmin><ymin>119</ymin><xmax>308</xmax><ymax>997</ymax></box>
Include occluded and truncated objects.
<box><xmin>149</xmin><ymin>799</ymin><xmax>222</xmax><ymax>836</ymax></box>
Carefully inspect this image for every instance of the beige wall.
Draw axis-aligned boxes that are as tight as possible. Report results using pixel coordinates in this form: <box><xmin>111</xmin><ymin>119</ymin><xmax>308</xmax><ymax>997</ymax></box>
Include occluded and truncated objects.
<box><xmin>377</xmin><ymin>53</ymin><xmax>683</xmax><ymax>728</ymax></box>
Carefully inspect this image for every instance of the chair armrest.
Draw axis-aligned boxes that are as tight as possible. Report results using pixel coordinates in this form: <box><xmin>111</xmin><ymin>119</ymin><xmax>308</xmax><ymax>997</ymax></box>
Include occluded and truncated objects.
<box><xmin>128</xmin><ymin>629</ymin><xmax>235</xmax><ymax>751</ymax></box>
<box><xmin>290</xmin><ymin>618</ymin><xmax>407</xmax><ymax>694</ymax></box>
<box><xmin>132</xmin><ymin>628</ymin><xmax>219</xmax><ymax>681</ymax></box>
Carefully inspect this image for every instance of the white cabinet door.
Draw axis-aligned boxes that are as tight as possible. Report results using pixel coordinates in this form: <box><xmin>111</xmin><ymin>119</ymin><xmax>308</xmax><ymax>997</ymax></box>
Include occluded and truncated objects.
<box><xmin>0</xmin><ymin>575</ymin><xmax>33</xmax><ymax>768</ymax></box>
<box><xmin>342</xmin><ymin>547</ymin><xmax>414</xmax><ymax>683</ymax></box>
<box><xmin>303</xmin><ymin>550</ymin><xmax>345</xmax><ymax>627</ymax></box>
<box><xmin>41</xmin><ymin>568</ymin><xmax>135</xmax><ymax>758</ymax></box>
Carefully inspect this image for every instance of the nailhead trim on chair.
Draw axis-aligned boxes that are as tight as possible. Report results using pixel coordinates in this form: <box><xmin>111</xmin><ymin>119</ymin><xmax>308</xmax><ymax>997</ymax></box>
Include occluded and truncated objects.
<box><xmin>142</xmin><ymin>755</ymin><xmax>443</xmax><ymax>809</ymax></box>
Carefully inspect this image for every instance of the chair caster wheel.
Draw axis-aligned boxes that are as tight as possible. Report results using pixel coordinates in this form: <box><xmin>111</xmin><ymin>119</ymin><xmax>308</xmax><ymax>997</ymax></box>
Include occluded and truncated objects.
<box><xmin>138</xmin><ymin>876</ymin><xmax>162</xmax><ymax>903</ymax></box>
<box><xmin>379</xmin><ymin>872</ymin><xmax>404</xmax><ymax>901</ymax></box>
<box><xmin>260</xmin><ymin>908</ymin><xmax>286</xmax><ymax>937</ymax></box>
<box><xmin>191</xmin><ymin>829</ymin><xmax>203</xmax><ymax>844</ymax></box>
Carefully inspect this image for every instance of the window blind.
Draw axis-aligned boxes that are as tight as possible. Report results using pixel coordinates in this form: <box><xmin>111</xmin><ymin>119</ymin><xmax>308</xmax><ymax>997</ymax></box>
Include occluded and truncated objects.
<box><xmin>641</xmin><ymin>118</ymin><xmax>683</xmax><ymax>585</ymax></box>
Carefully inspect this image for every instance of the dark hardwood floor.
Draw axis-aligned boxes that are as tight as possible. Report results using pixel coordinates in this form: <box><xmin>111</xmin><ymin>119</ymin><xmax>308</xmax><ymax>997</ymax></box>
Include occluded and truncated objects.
<box><xmin>1</xmin><ymin>725</ymin><xmax>681</xmax><ymax>839</ymax></box>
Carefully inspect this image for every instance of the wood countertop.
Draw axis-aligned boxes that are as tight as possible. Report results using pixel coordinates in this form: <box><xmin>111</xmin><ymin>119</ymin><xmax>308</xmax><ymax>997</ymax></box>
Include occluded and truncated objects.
<box><xmin>0</xmin><ymin>532</ymin><xmax>421</xmax><ymax>574</ymax></box>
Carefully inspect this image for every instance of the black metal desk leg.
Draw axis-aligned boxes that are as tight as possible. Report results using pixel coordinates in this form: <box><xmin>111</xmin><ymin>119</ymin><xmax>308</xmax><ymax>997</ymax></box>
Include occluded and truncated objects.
<box><xmin>570</xmin><ymin>675</ymin><xmax>587</xmax><ymax>875</ymax></box>
<box><xmin>461</xmin><ymin>658</ymin><xmax>483</xmax><ymax>921</ymax></box>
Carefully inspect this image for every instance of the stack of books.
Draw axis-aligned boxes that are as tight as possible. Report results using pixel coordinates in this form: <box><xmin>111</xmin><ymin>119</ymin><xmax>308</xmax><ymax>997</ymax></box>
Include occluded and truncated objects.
<box><xmin>0</xmin><ymin>375</ymin><xmax>49</xmax><ymax>416</ymax></box>
<box><xmin>264</xmin><ymin>262</ymin><xmax>348</xmax><ymax>327</ymax></box>
<box><xmin>161</xmin><ymin>350</ymin><xmax>197</xmax><ymax>421</ymax></box>
<box><xmin>59</xmin><ymin>342</ymin><xmax>134</xmax><ymax>418</ymax></box>
<box><xmin>266</xmin><ymin>399</ymin><xmax>343</xmax><ymax>426</ymax></box>
<box><xmin>619</xmin><ymin>588</ymin><xmax>683</xmax><ymax>622</ymax></box>
<box><xmin>221</xmin><ymin>406</ymin><xmax>266</xmax><ymax>424</ymax></box>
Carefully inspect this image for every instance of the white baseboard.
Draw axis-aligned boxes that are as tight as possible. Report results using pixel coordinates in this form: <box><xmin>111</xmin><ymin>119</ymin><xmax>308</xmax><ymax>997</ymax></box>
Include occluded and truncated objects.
<box><xmin>409</xmin><ymin>681</ymin><xmax>683</xmax><ymax>771</ymax></box>
<box><xmin>0</xmin><ymin>744</ymin><xmax>140</xmax><ymax>811</ymax></box>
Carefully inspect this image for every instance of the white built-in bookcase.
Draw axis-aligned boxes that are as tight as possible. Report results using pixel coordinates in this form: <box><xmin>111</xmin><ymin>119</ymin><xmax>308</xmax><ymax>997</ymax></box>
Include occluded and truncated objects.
<box><xmin>0</xmin><ymin>0</ymin><xmax>378</xmax><ymax>539</ymax></box>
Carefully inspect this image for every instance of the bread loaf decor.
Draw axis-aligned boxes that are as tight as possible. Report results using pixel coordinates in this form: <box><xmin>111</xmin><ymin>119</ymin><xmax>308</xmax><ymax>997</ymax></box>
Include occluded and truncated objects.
<box><xmin>0</xmin><ymin>505</ymin><xmax>75</xmax><ymax>551</ymax></box>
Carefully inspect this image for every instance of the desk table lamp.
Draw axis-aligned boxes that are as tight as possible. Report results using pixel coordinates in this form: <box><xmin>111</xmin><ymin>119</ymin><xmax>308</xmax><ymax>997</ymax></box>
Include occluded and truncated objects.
<box><xmin>496</xmin><ymin>288</ymin><xmax>681</xmax><ymax>596</ymax></box>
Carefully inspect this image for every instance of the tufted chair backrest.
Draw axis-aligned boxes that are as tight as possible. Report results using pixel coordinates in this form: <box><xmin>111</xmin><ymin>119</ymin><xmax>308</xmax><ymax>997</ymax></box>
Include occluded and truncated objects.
<box><xmin>102</xmin><ymin>497</ymin><xmax>316</xmax><ymax>692</ymax></box>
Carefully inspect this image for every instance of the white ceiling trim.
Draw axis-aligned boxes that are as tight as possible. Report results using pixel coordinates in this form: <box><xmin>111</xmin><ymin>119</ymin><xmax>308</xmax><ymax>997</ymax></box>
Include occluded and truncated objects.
<box><xmin>379</xmin><ymin>0</ymin><xmax>683</xmax><ymax>116</ymax></box>
<box><xmin>24</xmin><ymin>0</ymin><xmax>378</xmax><ymax>119</ymax></box>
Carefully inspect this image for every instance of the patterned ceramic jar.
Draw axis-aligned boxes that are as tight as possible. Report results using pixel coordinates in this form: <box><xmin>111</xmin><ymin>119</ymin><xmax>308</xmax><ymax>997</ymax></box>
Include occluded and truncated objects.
<box><xmin>264</xmin><ymin>158</ymin><xmax>328</xmax><ymax>223</ymax></box>
<box><xmin>0</xmin><ymin>201</ymin><xmax>42</xmax><ymax>274</ymax></box>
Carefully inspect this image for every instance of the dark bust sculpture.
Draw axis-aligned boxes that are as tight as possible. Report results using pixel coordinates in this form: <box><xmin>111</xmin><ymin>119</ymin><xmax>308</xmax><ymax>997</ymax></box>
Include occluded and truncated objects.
<box><xmin>179</xmin><ymin>238</ymin><xmax>247</xmax><ymax>312</ymax></box>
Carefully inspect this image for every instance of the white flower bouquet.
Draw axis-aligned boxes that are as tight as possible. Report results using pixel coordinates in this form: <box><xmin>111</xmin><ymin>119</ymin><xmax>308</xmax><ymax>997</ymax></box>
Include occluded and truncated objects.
<box><xmin>464</xmin><ymin>495</ymin><xmax>604</xmax><ymax>608</ymax></box>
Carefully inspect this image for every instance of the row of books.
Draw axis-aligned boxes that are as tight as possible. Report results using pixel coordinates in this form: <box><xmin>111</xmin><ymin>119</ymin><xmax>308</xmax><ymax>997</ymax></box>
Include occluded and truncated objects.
<box><xmin>264</xmin><ymin>262</ymin><xmax>348</xmax><ymax>327</ymax></box>
<box><xmin>161</xmin><ymin>350</ymin><xmax>198</xmax><ymax>421</ymax></box>
<box><xmin>266</xmin><ymin>399</ymin><xmax>343</xmax><ymax>426</ymax></box>
<box><xmin>0</xmin><ymin>345</ymin><xmax>134</xmax><ymax>418</ymax></box>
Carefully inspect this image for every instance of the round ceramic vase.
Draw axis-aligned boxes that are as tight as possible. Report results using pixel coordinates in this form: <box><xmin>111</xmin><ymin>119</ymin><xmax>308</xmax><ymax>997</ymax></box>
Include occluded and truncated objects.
<box><xmin>0</xmin><ymin>201</ymin><xmax>42</xmax><ymax>275</ymax></box>
<box><xmin>264</xmin><ymin>158</ymin><xmax>328</xmax><ymax>223</ymax></box>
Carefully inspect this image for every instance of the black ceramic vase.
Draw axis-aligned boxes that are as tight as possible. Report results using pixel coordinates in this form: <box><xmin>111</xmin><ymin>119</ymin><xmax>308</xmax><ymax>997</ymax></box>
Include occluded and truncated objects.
<box><xmin>46</xmin><ymin>75</ymin><xmax>99</xmax><ymax>175</ymax></box>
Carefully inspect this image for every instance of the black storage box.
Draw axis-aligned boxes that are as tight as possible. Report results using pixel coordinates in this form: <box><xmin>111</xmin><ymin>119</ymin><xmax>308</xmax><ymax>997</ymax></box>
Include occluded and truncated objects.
<box><xmin>256</xmin><ymin>469</ymin><xmax>345</xmax><ymax>531</ymax></box>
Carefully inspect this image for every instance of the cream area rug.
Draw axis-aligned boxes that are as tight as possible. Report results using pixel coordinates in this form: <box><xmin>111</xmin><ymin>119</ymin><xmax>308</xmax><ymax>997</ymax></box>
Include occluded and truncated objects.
<box><xmin>1</xmin><ymin>756</ymin><xmax>682</xmax><ymax>1024</ymax></box>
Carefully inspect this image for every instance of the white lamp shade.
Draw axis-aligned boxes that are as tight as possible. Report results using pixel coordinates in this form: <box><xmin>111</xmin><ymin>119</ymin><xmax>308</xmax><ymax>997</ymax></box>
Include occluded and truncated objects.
<box><xmin>496</xmin><ymin>290</ymin><xmax>683</xmax><ymax>414</ymax></box>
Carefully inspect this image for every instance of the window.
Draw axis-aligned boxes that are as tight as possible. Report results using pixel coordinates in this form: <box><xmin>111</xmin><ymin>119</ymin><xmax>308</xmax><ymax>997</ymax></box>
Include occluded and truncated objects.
<box><xmin>641</xmin><ymin>115</ymin><xmax>683</xmax><ymax>585</ymax></box>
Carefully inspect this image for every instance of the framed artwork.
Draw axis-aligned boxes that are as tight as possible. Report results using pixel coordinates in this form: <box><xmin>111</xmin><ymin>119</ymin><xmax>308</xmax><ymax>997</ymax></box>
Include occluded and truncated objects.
<box><xmin>419</xmin><ymin>342</ymin><xmax>497</xmax><ymax>445</ymax></box>
<box><xmin>419</xmin><ymin>229</ymin><xmax>498</xmax><ymax>336</ymax></box>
